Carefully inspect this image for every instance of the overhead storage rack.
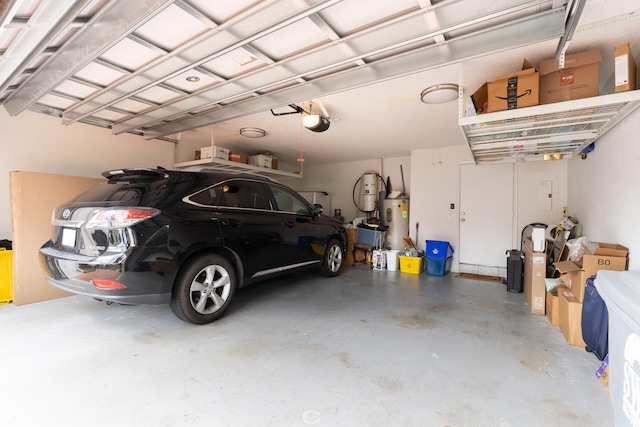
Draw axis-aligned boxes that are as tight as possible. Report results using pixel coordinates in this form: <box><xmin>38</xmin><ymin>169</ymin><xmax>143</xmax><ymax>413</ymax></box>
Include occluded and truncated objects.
<box><xmin>459</xmin><ymin>90</ymin><xmax>640</xmax><ymax>164</ymax></box>
<box><xmin>174</xmin><ymin>157</ymin><xmax>302</xmax><ymax>179</ymax></box>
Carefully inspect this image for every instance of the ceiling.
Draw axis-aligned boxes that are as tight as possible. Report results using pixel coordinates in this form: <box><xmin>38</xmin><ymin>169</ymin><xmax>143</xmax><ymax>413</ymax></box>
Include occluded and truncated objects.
<box><xmin>1</xmin><ymin>0</ymin><xmax>639</xmax><ymax>166</ymax></box>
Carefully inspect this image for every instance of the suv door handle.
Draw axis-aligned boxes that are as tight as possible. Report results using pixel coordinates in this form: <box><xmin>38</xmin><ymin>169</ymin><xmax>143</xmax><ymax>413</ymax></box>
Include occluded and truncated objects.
<box><xmin>221</xmin><ymin>219</ymin><xmax>242</xmax><ymax>228</ymax></box>
<box><xmin>283</xmin><ymin>221</ymin><xmax>295</xmax><ymax>228</ymax></box>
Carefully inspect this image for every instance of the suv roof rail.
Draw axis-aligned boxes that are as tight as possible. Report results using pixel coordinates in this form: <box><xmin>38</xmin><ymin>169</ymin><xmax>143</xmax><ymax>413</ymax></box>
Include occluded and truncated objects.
<box><xmin>179</xmin><ymin>165</ymin><xmax>278</xmax><ymax>182</ymax></box>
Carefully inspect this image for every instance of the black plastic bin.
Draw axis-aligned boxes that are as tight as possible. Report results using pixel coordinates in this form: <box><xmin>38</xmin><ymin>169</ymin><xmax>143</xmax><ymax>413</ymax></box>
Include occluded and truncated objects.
<box><xmin>506</xmin><ymin>249</ymin><xmax>523</xmax><ymax>293</ymax></box>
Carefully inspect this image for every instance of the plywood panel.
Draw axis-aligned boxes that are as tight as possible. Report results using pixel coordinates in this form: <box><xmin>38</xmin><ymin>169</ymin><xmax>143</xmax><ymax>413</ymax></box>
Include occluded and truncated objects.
<box><xmin>9</xmin><ymin>171</ymin><xmax>103</xmax><ymax>305</ymax></box>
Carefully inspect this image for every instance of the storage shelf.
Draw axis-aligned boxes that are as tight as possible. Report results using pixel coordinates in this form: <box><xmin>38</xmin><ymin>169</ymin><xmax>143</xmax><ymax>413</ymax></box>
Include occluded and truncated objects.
<box><xmin>459</xmin><ymin>90</ymin><xmax>640</xmax><ymax>164</ymax></box>
<box><xmin>173</xmin><ymin>157</ymin><xmax>302</xmax><ymax>179</ymax></box>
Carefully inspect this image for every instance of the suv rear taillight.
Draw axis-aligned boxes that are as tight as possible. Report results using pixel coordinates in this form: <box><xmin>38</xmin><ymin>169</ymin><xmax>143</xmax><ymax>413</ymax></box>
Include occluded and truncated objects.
<box><xmin>85</xmin><ymin>208</ymin><xmax>159</xmax><ymax>229</ymax></box>
<box><xmin>92</xmin><ymin>280</ymin><xmax>127</xmax><ymax>289</ymax></box>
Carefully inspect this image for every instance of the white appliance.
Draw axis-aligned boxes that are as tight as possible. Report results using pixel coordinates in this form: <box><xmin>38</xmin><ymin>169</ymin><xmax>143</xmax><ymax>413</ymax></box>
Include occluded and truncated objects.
<box><xmin>382</xmin><ymin>198</ymin><xmax>409</xmax><ymax>250</ymax></box>
<box><xmin>531</xmin><ymin>227</ymin><xmax>546</xmax><ymax>252</ymax></box>
<box><xmin>361</xmin><ymin>173</ymin><xmax>377</xmax><ymax>212</ymax></box>
<box><xmin>298</xmin><ymin>191</ymin><xmax>331</xmax><ymax>214</ymax></box>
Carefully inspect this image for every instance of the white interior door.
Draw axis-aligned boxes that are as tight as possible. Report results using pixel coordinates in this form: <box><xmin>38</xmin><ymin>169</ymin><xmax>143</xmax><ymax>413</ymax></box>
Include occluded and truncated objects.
<box><xmin>459</xmin><ymin>163</ymin><xmax>514</xmax><ymax>268</ymax></box>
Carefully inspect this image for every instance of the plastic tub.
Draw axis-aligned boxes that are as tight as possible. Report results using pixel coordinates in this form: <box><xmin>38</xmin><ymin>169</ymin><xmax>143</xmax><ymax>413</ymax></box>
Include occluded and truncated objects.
<box><xmin>399</xmin><ymin>255</ymin><xmax>425</xmax><ymax>274</ymax></box>
<box><xmin>426</xmin><ymin>240</ymin><xmax>454</xmax><ymax>259</ymax></box>
<box><xmin>357</xmin><ymin>227</ymin><xmax>385</xmax><ymax>247</ymax></box>
<box><xmin>596</xmin><ymin>270</ymin><xmax>640</xmax><ymax>427</ymax></box>
<box><xmin>426</xmin><ymin>256</ymin><xmax>452</xmax><ymax>276</ymax></box>
<box><xmin>0</xmin><ymin>248</ymin><xmax>12</xmax><ymax>304</ymax></box>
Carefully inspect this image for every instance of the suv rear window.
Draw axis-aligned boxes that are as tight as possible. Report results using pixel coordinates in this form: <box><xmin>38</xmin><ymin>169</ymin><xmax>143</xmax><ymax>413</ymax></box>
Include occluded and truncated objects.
<box><xmin>189</xmin><ymin>180</ymin><xmax>271</xmax><ymax>209</ymax></box>
<box><xmin>72</xmin><ymin>173</ymin><xmax>170</xmax><ymax>206</ymax></box>
<box><xmin>72</xmin><ymin>182</ymin><xmax>143</xmax><ymax>204</ymax></box>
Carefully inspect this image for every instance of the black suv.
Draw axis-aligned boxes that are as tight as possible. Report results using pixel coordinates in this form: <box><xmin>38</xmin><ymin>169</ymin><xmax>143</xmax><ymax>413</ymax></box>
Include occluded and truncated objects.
<box><xmin>39</xmin><ymin>168</ymin><xmax>347</xmax><ymax>324</ymax></box>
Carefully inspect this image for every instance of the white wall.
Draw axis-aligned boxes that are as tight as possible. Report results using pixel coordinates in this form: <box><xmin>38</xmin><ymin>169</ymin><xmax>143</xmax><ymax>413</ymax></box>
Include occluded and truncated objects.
<box><xmin>567</xmin><ymin>106</ymin><xmax>640</xmax><ymax>270</ymax></box>
<box><xmin>0</xmin><ymin>109</ymin><xmax>174</xmax><ymax>240</ymax></box>
<box><xmin>410</xmin><ymin>145</ymin><xmax>572</xmax><ymax>272</ymax></box>
<box><xmin>295</xmin><ymin>157</ymin><xmax>411</xmax><ymax>223</ymax></box>
<box><xmin>410</xmin><ymin>146</ymin><xmax>473</xmax><ymax>259</ymax></box>
<box><xmin>516</xmin><ymin>159</ymin><xmax>569</xmax><ymax>243</ymax></box>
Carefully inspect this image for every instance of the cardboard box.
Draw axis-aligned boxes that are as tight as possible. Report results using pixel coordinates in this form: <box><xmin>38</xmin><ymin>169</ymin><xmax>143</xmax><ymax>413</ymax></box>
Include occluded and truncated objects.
<box><xmin>213</xmin><ymin>146</ymin><xmax>230</xmax><ymax>160</ymax></box>
<box><xmin>582</xmin><ymin>251</ymin><xmax>628</xmax><ymax>272</ymax></box>
<box><xmin>248</xmin><ymin>154</ymin><xmax>272</xmax><ymax>168</ymax></box>
<box><xmin>558</xmin><ymin>286</ymin><xmax>586</xmax><ymax>347</ymax></box>
<box><xmin>524</xmin><ymin>237</ymin><xmax>547</xmax><ymax>315</ymax></box>
<box><xmin>487</xmin><ymin>60</ymin><xmax>539</xmax><ymax>112</ymax></box>
<box><xmin>546</xmin><ymin>289</ymin><xmax>560</xmax><ymax>326</ymax></box>
<box><xmin>614</xmin><ymin>43</ymin><xmax>636</xmax><ymax>92</ymax></box>
<box><xmin>539</xmin><ymin>49</ymin><xmax>602</xmax><ymax>104</ymax></box>
<box><xmin>200</xmin><ymin>145</ymin><xmax>230</xmax><ymax>160</ymax></box>
<box><xmin>591</xmin><ymin>242</ymin><xmax>629</xmax><ymax>258</ymax></box>
<box><xmin>229</xmin><ymin>152</ymin><xmax>248</xmax><ymax>164</ymax></box>
<box><xmin>555</xmin><ymin>261</ymin><xmax>591</xmax><ymax>303</ymax></box>
<box><xmin>555</xmin><ymin>241</ymin><xmax>628</xmax><ymax>302</ymax></box>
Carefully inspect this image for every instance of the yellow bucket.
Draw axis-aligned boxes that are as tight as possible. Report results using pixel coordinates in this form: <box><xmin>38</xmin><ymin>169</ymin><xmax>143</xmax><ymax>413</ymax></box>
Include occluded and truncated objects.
<box><xmin>399</xmin><ymin>255</ymin><xmax>425</xmax><ymax>274</ymax></box>
<box><xmin>0</xmin><ymin>248</ymin><xmax>13</xmax><ymax>304</ymax></box>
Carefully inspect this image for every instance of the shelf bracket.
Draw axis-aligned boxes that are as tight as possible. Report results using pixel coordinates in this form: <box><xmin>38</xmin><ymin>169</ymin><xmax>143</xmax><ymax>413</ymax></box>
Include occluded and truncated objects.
<box><xmin>554</xmin><ymin>0</ymin><xmax>587</xmax><ymax>68</ymax></box>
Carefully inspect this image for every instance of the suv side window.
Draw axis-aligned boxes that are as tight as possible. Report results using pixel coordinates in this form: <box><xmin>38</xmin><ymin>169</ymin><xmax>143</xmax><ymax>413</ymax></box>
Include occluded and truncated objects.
<box><xmin>268</xmin><ymin>184</ymin><xmax>311</xmax><ymax>215</ymax></box>
<box><xmin>188</xmin><ymin>186</ymin><xmax>217</xmax><ymax>206</ymax></box>
<box><xmin>190</xmin><ymin>180</ymin><xmax>270</xmax><ymax>209</ymax></box>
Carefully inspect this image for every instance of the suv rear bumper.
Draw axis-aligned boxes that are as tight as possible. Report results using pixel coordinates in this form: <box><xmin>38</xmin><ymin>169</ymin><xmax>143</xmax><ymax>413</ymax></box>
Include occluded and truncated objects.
<box><xmin>39</xmin><ymin>242</ymin><xmax>171</xmax><ymax>305</ymax></box>
<box><xmin>43</xmin><ymin>276</ymin><xmax>170</xmax><ymax>305</ymax></box>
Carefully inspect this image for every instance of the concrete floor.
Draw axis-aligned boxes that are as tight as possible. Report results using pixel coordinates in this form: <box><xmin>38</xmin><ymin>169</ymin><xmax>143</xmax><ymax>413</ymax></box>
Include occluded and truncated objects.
<box><xmin>0</xmin><ymin>265</ymin><xmax>612</xmax><ymax>426</ymax></box>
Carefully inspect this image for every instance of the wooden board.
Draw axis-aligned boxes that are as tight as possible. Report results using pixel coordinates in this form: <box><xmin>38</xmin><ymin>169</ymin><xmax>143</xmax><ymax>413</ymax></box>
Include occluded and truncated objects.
<box><xmin>9</xmin><ymin>171</ymin><xmax>103</xmax><ymax>305</ymax></box>
<box><xmin>456</xmin><ymin>273</ymin><xmax>505</xmax><ymax>283</ymax></box>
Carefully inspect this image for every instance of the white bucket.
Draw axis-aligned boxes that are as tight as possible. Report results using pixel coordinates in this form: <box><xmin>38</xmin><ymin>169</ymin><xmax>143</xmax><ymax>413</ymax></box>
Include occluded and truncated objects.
<box><xmin>384</xmin><ymin>250</ymin><xmax>400</xmax><ymax>271</ymax></box>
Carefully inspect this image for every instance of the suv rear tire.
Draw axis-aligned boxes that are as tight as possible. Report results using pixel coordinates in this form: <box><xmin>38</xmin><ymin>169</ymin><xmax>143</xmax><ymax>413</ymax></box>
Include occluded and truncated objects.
<box><xmin>171</xmin><ymin>254</ymin><xmax>237</xmax><ymax>324</ymax></box>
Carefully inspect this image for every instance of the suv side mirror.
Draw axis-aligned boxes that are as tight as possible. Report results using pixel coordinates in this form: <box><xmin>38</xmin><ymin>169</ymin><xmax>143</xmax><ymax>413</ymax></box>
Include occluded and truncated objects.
<box><xmin>312</xmin><ymin>204</ymin><xmax>323</xmax><ymax>217</ymax></box>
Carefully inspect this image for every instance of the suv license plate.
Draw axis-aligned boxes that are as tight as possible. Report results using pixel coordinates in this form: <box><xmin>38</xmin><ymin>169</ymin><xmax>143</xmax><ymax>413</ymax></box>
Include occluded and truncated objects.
<box><xmin>62</xmin><ymin>228</ymin><xmax>76</xmax><ymax>247</ymax></box>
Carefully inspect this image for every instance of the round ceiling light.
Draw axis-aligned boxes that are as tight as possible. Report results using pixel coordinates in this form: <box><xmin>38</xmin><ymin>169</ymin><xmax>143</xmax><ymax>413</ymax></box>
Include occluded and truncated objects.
<box><xmin>185</xmin><ymin>75</ymin><xmax>201</xmax><ymax>83</ymax></box>
<box><xmin>239</xmin><ymin>127</ymin><xmax>266</xmax><ymax>138</ymax></box>
<box><xmin>420</xmin><ymin>83</ymin><xmax>459</xmax><ymax>104</ymax></box>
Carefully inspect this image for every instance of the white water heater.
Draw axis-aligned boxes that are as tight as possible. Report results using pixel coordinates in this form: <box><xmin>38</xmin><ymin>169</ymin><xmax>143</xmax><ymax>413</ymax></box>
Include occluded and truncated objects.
<box><xmin>383</xmin><ymin>198</ymin><xmax>409</xmax><ymax>250</ymax></box>
<box><xmin>361</xmin><ymin>173</ymin><xmax>377</xmax><ymax>212</ymax></box>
